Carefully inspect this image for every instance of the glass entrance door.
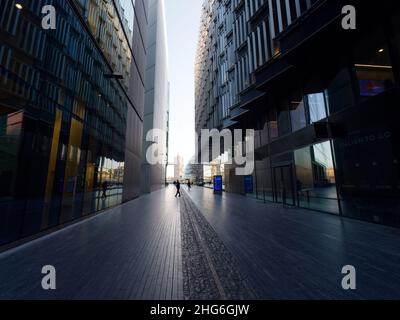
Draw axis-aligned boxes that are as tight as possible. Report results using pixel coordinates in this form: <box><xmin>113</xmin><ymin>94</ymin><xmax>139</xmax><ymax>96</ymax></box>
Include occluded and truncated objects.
<box><xmin>273</xmin><ymin>166</ymin><xmax>295</xmax><ymax>206</ymax></box>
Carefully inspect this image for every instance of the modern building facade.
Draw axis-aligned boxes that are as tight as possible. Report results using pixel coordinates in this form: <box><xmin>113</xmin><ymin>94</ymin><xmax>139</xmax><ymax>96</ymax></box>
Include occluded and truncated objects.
<box><xmin>142</xmin><ymin>0</ymin><xmax>169</xmax><ymax>193</ymax></box>
<box><xmin>195</xmin><ymin>0</ymin><xmax>400</xmax><ymax>227</ymax></box>
<box><xmin>0</xmin><ymin>0</ymin><xmax>149</xmax><ymax>247</ymax></box>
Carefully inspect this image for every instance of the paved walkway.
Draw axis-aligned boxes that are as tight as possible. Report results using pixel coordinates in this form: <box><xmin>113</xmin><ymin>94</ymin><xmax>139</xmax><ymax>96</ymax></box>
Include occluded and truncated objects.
<box><xmin>0</xmin><ymin>188</ymin><xmax>183</xmax><ymax>299</ymax></box>
<box><xmin>0</xmin><ymin>186</ymin><xmax>399</xmax><ymax>299</ymax></box>
<box><xmin>187</xmin><ymin>188</ymin><xmax>400</xmax><ymax>299</ymax></box>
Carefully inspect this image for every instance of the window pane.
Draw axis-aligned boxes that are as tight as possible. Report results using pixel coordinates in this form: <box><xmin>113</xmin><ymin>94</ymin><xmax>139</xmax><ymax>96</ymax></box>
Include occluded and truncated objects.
<box><xmin>307</xmin><ymin>92</ymin><xmax>327</xmax><ymax>123</ymax></box>
<box><xmin>354</xmin><ymin>28</ymin><xmax>395</xmax><ymax>97</ymax></box>
<box><xmin>295</xmin><ymin>142</ymin><xmax>339</xmax><ymax>214</ymax></box>
<box><xmin>117</xmin><ymin>0</ymin><xmax>135</xmax><ymax>34</ymax></box>
<box><xmin>277</xmin><ymin>101</ymin><xmax>291</xmax><ymax>136</ymax></box>
<box><xmin>290</xmin><ymin>98</ymin><xmax>307</xmax><ymax>132</ymax></box>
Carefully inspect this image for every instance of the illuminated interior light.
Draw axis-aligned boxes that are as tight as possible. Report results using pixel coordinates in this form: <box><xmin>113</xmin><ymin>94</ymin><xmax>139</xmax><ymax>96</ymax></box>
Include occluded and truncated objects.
<box><xmin>15</xmin><ymin>3</ymin><xmax>23</xmax><ymax>10</ymax></box>
<box><xmin>355</xmin><ymin>64</ymin><xmax>393</xmax><ymax>69</ymax></box>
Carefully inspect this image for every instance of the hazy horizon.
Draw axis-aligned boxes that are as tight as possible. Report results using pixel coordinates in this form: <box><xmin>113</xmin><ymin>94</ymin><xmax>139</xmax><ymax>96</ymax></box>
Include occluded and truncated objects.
<box><xmin>165</xmin><ymin>0</ymin><xmax>203</xmax><ymax>173</ymax></box>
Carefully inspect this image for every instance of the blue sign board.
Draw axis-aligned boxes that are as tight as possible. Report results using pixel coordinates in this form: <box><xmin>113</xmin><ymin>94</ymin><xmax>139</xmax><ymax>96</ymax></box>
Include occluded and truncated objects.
<box><xmin>214</xmin><ymin>175</ymin><xmax>223</xmax><ymax>192</ymax></box>
<box><xmin>244</xmin><ymin>175</ymin><xmax>253</xmax><ymax>194</ymax></box>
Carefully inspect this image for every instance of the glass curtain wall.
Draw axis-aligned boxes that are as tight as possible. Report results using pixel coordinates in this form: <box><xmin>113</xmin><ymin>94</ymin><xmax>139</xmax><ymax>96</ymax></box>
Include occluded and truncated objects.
<box><xmin>0</xmin><ymin>0</ymin><xmax>138</xmax><ymax>246</ymax></box>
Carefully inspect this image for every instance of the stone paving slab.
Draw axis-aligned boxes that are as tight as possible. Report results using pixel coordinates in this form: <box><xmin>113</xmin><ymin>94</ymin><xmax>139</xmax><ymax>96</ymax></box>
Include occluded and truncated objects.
<box><xmin>180</xmin><ymin>190</ymin><xmax>257</xmax><ymax>300</ymax></box>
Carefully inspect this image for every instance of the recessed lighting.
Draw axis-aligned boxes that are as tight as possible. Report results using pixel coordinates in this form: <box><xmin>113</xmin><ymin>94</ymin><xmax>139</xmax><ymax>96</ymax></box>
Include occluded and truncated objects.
<box><xmin>378</xmin><ymin>48</ymin><xmax>385</xmax><ymax>53</ymax></box>
<box><xmin>15</xmin><ymin>3</ymin><xmax>23</xmax><ymax>10</ymax></box>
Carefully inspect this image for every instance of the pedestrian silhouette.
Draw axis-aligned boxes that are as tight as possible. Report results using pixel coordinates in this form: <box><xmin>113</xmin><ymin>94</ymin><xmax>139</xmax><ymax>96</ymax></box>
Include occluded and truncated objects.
<box><xmin>101</xmin><ymin>181</ymin><xmax>108</xmax><ymax>198</ymax></box>
<box><xmin>175</xmin><ymin>180</ymin><xmax>181</xmax><ymax>197</ymax></box>
<box><xmin>187</xmin><ymin>180</ymin><xmax>191</xmax><ymax>191</ymax></box>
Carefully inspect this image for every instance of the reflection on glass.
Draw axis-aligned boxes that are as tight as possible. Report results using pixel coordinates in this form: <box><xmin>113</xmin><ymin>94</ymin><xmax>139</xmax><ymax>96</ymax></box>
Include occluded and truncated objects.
<box><xmin>307</xmin><ymin>92</ymin><xmax>328</xmax><ymax>123</ymax></box>
<box><xmin>356</xmin><ymin>65</ymin><xmax>394</xmax><ymax>97</ymax></box>
<box><xmin>353</xmin><ymin>27</ymin><xmax>395</xmax><ymax>97</ymax></box>
<box><xmin>288</xmin><ymin>90</ymin><xmax>330</xmax><ymax>133</ymax></box>
<box><xmin>294</xmin><ymin>141</ymin><xmax>339</xmax><ymax>214</ymax></box>
<box><xmin>290</xmin><ymin>99</ymin><xmax>307</xmax><ymax>132</ymax></box>
<box><xmin>0</xmin><ymin>0</ymin><xmax>130</xmax><ymax>246</ymax></box>
<box><xmin>82</xmin><ymin>0</ymin><xmax>134</xmax><ymax>90</ymax></box>
<box><xmin>255</xmin><ymin>157</ymin><xmax>274</xmax><ymax>202</ymax></box>
<box><xmin>267</xmin><ymin>106</ymin><xmax>278</xmax><ymax>140</ymax></box>
<box><xmin>278</xmin><ymin>105</ymin><xmax>291</xmax><ymax>137</ymax></box>
<box><xmin>268</xmin><ymin>121</ymin><xmax>278</xmax><ymax>140</ymax></box>
<box><xmin>117</xmin><ymin>0</ymin><xmax>135</xmax><ymax>35</ymax></box>
<box><xmin>0</xmin><ymin>111</ymin><xmax>22</xmax><ymax>199</ymax></box>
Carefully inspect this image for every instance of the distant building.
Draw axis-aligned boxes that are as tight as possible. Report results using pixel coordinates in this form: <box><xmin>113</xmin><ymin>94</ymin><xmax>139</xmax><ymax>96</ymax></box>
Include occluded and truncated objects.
<box><xmin>142</xmin><ymin>0</ymin><xmax>169</xmax><ymax>193</ymax></box>
<box><xmin>174</xmin><ymin>155</ymin><xmax>185</xmax><ymax>180</ymax></box>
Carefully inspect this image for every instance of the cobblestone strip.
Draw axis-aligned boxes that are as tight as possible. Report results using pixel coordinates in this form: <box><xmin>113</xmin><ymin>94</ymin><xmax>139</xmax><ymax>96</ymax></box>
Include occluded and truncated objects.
<box><xmin>180</xmin><ymin>190</ymin><xmax>258</xmax><ymax>300</ymax></box>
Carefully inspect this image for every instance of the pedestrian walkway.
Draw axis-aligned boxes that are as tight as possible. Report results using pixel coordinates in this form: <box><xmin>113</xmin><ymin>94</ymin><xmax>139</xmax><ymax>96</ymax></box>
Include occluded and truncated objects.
<box><xmin>186</xmin><ymin>187</ymin><xmax>400</xmax><ymax>299</ymax></box>
<box><xmin>0</xmin><ymin>187</ymin><xmax>183</xmax><ymax>299</ymax></box>
<box><xmin>180</xmin><ymin>193</ymin><xmax>257</xmax><ymax>299</ymax></box>
<box><xmin>0</xmin><ymin>186</ymin><xmax>399</xmax><ymax>299</ymax></box>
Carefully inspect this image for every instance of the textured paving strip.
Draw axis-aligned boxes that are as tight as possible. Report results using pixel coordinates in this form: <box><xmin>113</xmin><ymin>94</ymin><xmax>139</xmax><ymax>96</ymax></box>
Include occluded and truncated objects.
<box><xmin>180</xmin><ymin>191</ymin><xmax>258</xmax><ymax>300</ymax></box>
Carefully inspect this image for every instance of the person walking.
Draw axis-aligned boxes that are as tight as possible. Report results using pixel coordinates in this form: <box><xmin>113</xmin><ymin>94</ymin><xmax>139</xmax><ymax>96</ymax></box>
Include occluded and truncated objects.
<box><xmin>187</xmin><ymin>179</ymin><xmax>191</xmax><ymax>191</ymax></box>
<box><xmin>175</xmin><ymin>180</ymin><xmax>181</xmax><ymax>198</ymax></box>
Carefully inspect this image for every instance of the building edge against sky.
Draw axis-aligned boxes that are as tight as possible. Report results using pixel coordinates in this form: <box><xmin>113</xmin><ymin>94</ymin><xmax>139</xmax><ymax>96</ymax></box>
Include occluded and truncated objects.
<box><xmin>0</xmin><ymin>0</ymin><xmax>149</xmax><ymax>249</ymax></box>
<box><xmin>142</xmin><ymin>0</ymin><xmax>169</xmax><ymax>193</ymax></box>
<box><xmin>195</xmin><ymin>0</ymin><xmax>400</xmax><ymax>227</ymax></box>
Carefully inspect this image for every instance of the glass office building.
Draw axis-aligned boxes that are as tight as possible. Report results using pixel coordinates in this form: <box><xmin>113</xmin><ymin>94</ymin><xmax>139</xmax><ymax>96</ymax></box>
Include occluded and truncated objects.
<box><xmin>0</xmin><ymin>0</ymin><xmax>148</xmax><ymax>247</ymax></box>
<box><xmin>196</xmin><ymin>0</ymin><xmax>400</xmax><ymax>227</ymax></box>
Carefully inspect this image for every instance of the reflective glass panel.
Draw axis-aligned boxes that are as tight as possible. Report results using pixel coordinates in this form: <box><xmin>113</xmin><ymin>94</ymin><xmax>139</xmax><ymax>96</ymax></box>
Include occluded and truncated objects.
<box><xmin>307</xmin><ymin>92</ymin><xmax>328</xmax><ymax>123</ymax></box>
<box><xmin>295</xmin><ymin>141</ymin><xmax>339</xmax><ymax>214</ymax></box>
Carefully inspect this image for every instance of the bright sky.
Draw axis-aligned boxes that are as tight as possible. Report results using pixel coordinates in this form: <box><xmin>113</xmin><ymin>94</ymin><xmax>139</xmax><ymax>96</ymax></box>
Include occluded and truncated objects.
<box><xmin>165</xmin><ymin>0</ymin><xmax>203</xmax><ymax>168</ymax></box>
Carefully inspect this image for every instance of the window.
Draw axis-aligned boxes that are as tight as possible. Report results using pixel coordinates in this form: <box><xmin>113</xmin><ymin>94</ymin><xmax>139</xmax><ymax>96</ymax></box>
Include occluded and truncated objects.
<box><xmin>290</xmin><ymin>91</ymin><xmax>307</xmax><ymax>132</ymax></box>
<box><xmin>294</xmin><ymin>141</ymin><xmax>339</xmax><ymax>214</ymax></box>
<box><xmin>267</xmin><ymin>105</ymin><xmax>278</xmax><ymax>140</ymax></box>
<box><xmin>289</xmin><ymin>89</ymin><xmax>329</xmax><ymax>133</ymax></box>
<box><xmin>277</xmin><ymin>100</ymin><xmax>291</xmax><ymax>137</ymax></box>
<box><xmin>354</xmin><ymin>28</ymin><xmax>395</xmax><ymax>97</ymax></box>
<box><xmin>307</xmin><ymin>92</ymin><xmax>328</xmax><ymax>123</ymax></box>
